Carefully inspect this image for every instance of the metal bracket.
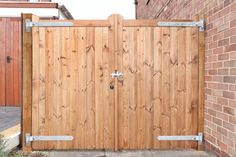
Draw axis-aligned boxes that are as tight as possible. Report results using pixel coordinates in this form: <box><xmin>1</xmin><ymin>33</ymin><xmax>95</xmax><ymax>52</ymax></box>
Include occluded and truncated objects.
<box><xmin>25</xmin><ymin>19</ymin><xmax>73</xmax><ymax>32</ymax></box>
<box><xmin>157</xmin><ymin>20</ymin><xmax>205</xmax><ymax>31</ymax></box>
<box><xmin>25</xmin><ymin>133</ymin><xmax>73</xmax><ymax>145</ymax></box>
<box><xmin>157</xmin><ymin>133</ymin><xmax>203</xmax><ymax>144</ymax></box>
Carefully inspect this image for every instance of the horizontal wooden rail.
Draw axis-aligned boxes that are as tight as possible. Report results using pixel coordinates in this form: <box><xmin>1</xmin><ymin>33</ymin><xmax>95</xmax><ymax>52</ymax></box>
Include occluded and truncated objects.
<box><xmin>0</xmin><ymin>2</ymin><xmax>58</xmax><ymax>8</ymax></box>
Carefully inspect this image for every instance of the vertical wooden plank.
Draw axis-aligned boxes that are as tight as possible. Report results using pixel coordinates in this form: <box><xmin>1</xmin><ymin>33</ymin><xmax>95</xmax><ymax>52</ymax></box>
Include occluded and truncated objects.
<box><xmin>136</xmin><ymin>27</ymin><xmax>145</xmax><ymax>149</ymax></box>
<box><xmin>22</xmin><ymin>13</ymin><xmax>39</xmax><ymax>151</ymax></box>
<box><xmin>44</xmin><ymin>27</ymin><xmax>54</xmax><ymax>149</ymax></box>
<box><xmin>95</xmin><ymin>27</ymin><xmax>104</xmax><ymax>149</ymax></box>
<box><xmin>37</xmin><ymin>27</ymin><xmax>46</xmax><ymax>149</ymax></box>
<box><xmin>120</xmin><ymin>26</ymin><xmax>129</xmax><ymax>149</ymax></box>
<box><xmin>69</xmin><ymin>27</ymin><xmax>79</xmax><ymax>148</ymax></box>
<box><xmin>144</xmin><ymin>27</ymin><xmax>154</xmax><ymax>149</ymax></box>
<box><xmin>0</xmin><ymin>18</ymin><xmax>6</xmax><ymax>106</ymax></box>
<box><xmin>60</xmin><ymin>27</ymin><xmax>71</xmax><ymax>149</ymax></box>
<box><xmin>86</xmin><ymin>27</ymin><xmax>96</xmax><ymax>149</ymax></box>
<box><xmin>6</xmin><ymin>18</ymin><xmax>14</xmax><ymax>105</ymax></box>
<box><xmin>177</xmin><ymin>27</ymin><xmax>187</xmax><ymax>148</ymax></box>
<box><xmin>153</xmin><ymin>27</ymin><xmax>162</xmax><ymax>149</ymax></box>
<box><xmin>78</xmin><ymin>27</ymin><xmax>87</xmax><ymax>149</ymax></box>
<box><xmin>31</xmin><ymin>22</ymin><xmax>40</xmax><ymax>150</ymax></box>
<box><xmin>169</xmin><ymin>27</ymin><xmax>178</xmax><ymax>148</ymax></box>
<box><xmin>198</xmin><ymin>14</ymin><xmax>205</xmax><ymax>150</ymax></box>
<box><xmin>160</xmin><ymin>27</ymin><xmax>171</xmax><ymax>148</ymax></box>
<box><xmin>13</xmin><ymin>20</ymin><xmax>20</xmax><ymax>106</ymax></box>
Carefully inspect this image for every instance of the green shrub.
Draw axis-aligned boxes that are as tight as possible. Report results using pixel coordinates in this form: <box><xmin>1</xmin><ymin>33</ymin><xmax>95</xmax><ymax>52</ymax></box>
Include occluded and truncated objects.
<box><xmin>0</xmin><ymin>134</ymin><xmax>8</xmax><ymax>157</ymax></box>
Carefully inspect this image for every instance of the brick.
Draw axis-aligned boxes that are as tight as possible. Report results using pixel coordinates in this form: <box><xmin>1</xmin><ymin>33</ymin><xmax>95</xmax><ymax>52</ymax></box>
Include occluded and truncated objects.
<box><xmin>230</xmin><ymin>19</ymin><xmax>236</xmax><ymax>27</ymax></box>
<box><xmin>223</xmin><ymin>106</ymin><xmax>235</xmax><ymax>116</ymax></box>
<box><xmin>229</xmin><ymin>116</ymin><xmax>236</xmax><ymax>124</ymax></box>
<box><xmin>218</xmin><ymin>38</ymin><xmax>229</xmax><ymax>46</ymax></box>
<box><xmin>216</xmin><ymin>112</ymin><xmax>229</xmax><ymax>121</ymax></box>
<box><xmin>208</xmin><ymin>108</ymin><xmax>217</xmax><ymax>116</ymax></box>
<box><xmin>224</xmin><ymin>60</ymin><xmax>236</xmax><ymax>67</ymax></box>
<box><xmin>225</xmin><ymin>44</ymin><xmax>236</xmax><ymax>52</ymax></box>
<box><xmin>224</xmin><ymin>27</ymin><xmax>236</xmax><ymax>38</ymax></box>
<box><xmin>223</xmin><ymin>91</ymin><xmax>235</xmax><ymax>99</ymax></box>
<box><xmin>230</xmin><ymin>68</ymin><xmax>236</xmax><ymax>75</ymax></box>
<box><xmin>223</xmin><ymin>76</ymin><xmax>235</xmax><ymax>83</ymax></box>
<box><xmin>217</xmin><ymin>97</ymin><xmax>228</xmax><ymax>106</ymax></box>
<box><xmin>218</xmin><ymin>69</ymin><xmax>229</xmax><ymax>75</ymax></box>
<box><xmin>229</xmin><ymin>100</ymin><xmax>236</xmax><ymax>108</ymax></box>
<box><xmin>213</xmin><ymin>47</ymin><xmax>223</xmax><ymax>54</ymax></box>
<box><xmin>230</xmin><ymin>35</ymin><xmax>236</xmax><ymax>44</ymax></box>
<box><xmin>218</xmin><ymin>54</ymin><xmax>229</xmax><ymax>60</ymax></box>
<box><xmin>223</xmin><ymin>121</ymin><xmax>235</xmax><ymax>132</ymax></box>
<box><xmin>229</xmin><ymin>85</ymin><xmax>236</xmax><ymax>91</ymax></box>
<box><xmin>213</xmin><ymin>117</ymin><xmax>223</xmax><ymax>125</ymax></box>
<box><xmin>209</xmin><ymin>69</ymin><xmax>217</xmax><ymax>75</ymax></box>
<box><xmin>218</xmin><ymin>83</ymin><xmax>228</xmax><ymax>90</ymax></box>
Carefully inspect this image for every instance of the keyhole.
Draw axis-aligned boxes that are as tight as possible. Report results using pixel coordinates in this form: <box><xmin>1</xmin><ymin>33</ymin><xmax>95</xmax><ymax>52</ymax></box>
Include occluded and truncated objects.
<box><xmin>110</xmin><ymin>84</ymin><xmax>114</xmax><ymax>90</ymax></box>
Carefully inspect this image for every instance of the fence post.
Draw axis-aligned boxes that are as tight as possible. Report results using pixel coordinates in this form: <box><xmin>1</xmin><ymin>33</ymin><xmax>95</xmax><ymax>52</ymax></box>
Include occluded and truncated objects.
<box><xmin>194</xmin><ymin>14</ymin><xmax>205</xmax><ymax>150</ymax></box>
<box><xmin>21</xmin><ymin>13</ymin><xmax>39</xmax><ymax>151</ymax></box>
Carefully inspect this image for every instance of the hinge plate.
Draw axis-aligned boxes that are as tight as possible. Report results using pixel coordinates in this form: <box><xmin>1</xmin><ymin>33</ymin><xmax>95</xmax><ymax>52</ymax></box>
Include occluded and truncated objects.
<box><xmin>25</xmin><ymin>133</ymin><xmax>73</xmax><ymax>145</ymax></box>
<box><xmin>157</xmin><ymin>133</ymin><xmax>203</xmax><ymax>144</ymax></box>
<box><xmin>25</xmin><ymin>19</ymin><xmax>73</xmax><ymax>32</ymax></box>
<box><xmin>157</xmin><ymin>20</ymin><xmax>205</xmax><ymax>31</ymax></box>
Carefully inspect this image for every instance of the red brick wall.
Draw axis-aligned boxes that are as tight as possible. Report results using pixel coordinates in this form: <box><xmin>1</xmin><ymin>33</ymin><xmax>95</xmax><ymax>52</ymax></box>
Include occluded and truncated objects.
<box><xmin>137</xmin><ymin>0</ymin><xmax>236</xmax><ymax>157</ymax></box>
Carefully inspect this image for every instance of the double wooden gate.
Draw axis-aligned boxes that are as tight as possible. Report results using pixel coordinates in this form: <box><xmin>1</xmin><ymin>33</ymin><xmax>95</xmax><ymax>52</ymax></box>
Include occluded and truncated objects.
<box><xmin>22</xmin><ymin>14</ymin><xmax>204</xmax><ymax>151</ymax></box>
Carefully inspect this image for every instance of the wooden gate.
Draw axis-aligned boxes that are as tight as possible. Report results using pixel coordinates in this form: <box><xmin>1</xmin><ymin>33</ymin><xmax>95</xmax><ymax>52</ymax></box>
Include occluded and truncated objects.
<box><xmin>22</xmin><ymin>14</ymin><xmax>204</xmax><ymax>151</ymax></box>
<box><xmin>0</xmin><ymin>18</ymin><xmax>21</xmax><ymax>106</ymax></box>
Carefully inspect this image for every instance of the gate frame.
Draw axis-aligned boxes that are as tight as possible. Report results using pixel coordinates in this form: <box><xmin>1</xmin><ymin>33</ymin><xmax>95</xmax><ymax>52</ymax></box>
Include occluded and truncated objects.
<box><xmin>21</xmin><ymin>14</ymin><xmax>205</xmax><ymax>151</ymax></box>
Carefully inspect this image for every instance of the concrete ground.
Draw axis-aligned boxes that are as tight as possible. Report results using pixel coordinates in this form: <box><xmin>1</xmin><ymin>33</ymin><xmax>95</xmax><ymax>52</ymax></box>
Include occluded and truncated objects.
<box><xmin>0</xmin><ymin>107</ymin><xmax>21</xmax><ymax>132</ymax></box>
<box><xmin>47</xmin><ymin>150</ymin><xmax>216</xmax><ymax>157</ymax></box>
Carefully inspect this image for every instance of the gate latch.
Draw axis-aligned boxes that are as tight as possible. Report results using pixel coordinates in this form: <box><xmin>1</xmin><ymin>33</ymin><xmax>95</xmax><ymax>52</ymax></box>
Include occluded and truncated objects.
<box><xmin>111</xmin><ymin>70</ymin><xmax>124</xmax><ymax>81</ymax></box>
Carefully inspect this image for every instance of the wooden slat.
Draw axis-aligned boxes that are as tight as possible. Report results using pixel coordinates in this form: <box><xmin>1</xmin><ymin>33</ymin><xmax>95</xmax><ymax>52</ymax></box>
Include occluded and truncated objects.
<box><xmin>169</xmin><ymin>27</ymin><xmax>178</xmax><ymax>148</ymax></box>
<box><xmin>94</xmin><ymin>27</ymin><xmax>104</xmax><ymax>149</ymax></box>
<box><xmin>22</xmin><ymin>14</ymin><xmax>39</xmax><ymax>151</ymax></box>
<box><xmin>0</xmin><ymin>2</ymin><xmax>58</xmax><ymax>8</ymax></box>
<box><xmin>153</xmin><ymin>27</ymin><xmax>162</xmax><ymax>149</ymax></box>
<box><xmin>0</xmin><ymin>18</ymin><xmax>6</xmax><ymax>106</ymax></box>
<box><xmin>39</xmin><ymin>20</ymin><xmax>110</xmax><ymax>27</ymax></box>
<box><xmin>123</xmin><ymin>19</ymin><xmax>193</xmax><ymax>27</ymax></box>
<box><xmin>86</xmin><ymin>27</ymin><xmax>96</xmax><ymax>148</ymax></box>
<box><xmin>159</xmin><ymin>27</ymin><xmax>171</xmax><ymax>148</ymax></box>
<box><xmin>31</xmin><ymin>22</ymin><xmax>40</xmax><ymax>150</ymax></box>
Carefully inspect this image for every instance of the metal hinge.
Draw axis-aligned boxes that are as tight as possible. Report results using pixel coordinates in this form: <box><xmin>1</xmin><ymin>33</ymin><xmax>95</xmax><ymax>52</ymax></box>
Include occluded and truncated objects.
<box><xmin>157</xmin><ymin>20</ymin><xmax>205</xmax><ymax>31</ymax></box>
<box><xmin>25</xmin><ymin>133</ymin><xmax>73</xmax><ymax>145</ymax></box>
<box><xmin>157</xmin><ymin>132</ymin><xmax>203</xmax><ymax>144</ymax></box>
<box><xmin>25</xmin><ymin>19</ymin><xmax>73</xmax><ymax>32</ymax></box>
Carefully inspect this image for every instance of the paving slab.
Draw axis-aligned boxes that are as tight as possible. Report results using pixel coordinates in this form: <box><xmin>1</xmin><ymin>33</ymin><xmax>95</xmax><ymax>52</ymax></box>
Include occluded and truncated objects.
<box><xmin>48</xmin><ymin>150</ymin><xmax>216</xmax><ymax>157</ymax></box>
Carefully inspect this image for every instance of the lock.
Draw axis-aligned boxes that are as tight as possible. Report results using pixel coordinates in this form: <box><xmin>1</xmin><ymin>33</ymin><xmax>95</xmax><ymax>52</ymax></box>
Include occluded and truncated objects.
<box><xmin>110</xmin><ymin>84</ymin><xmax>114</xmax><ymax>90</ymax></box>
<box><xmin>6</xmin><ymin>56</ymin><xmax>12</xmax><ymax>63</ymax></box>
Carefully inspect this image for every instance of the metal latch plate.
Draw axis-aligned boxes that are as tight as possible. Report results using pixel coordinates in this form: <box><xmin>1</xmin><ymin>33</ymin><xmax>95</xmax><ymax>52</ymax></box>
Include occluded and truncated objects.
<box><xmin>26</xmin><ymin>133</ymin><xmax>73</xmax><ymax>145</ymax></box>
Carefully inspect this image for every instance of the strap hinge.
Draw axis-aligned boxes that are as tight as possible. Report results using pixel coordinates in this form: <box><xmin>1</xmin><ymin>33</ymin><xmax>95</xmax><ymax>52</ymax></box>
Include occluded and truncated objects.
<box><xmin>157</xmin><ymin>20</ymin><xmax>205</xmax><ymax>31</ymax></box>
<box><xmin>25</xmin><ymin>19</ymin><xmax>73</xmax><ymax>32</ymax></box>
<box><xmin>25</xmin><ymin>133</ymin><xmax>73</xmax><ymax>145</ymax></box>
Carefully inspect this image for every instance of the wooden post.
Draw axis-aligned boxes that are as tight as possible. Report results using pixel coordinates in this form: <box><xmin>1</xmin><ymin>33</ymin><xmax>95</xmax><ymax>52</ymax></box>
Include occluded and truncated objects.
<box><xmin>21</xmin><ymin>13</ymin><xmax>39</xmax><ymax>151</ymax></box>
<box><xmin>197</xmin><ymin>14</ymin><xmax>205</xmax><ymax>150</ymax></box>
<box><xmin>108</xmin><ymin>14</ymin><xmax>123</xmax><ymax>151</ymax></box>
